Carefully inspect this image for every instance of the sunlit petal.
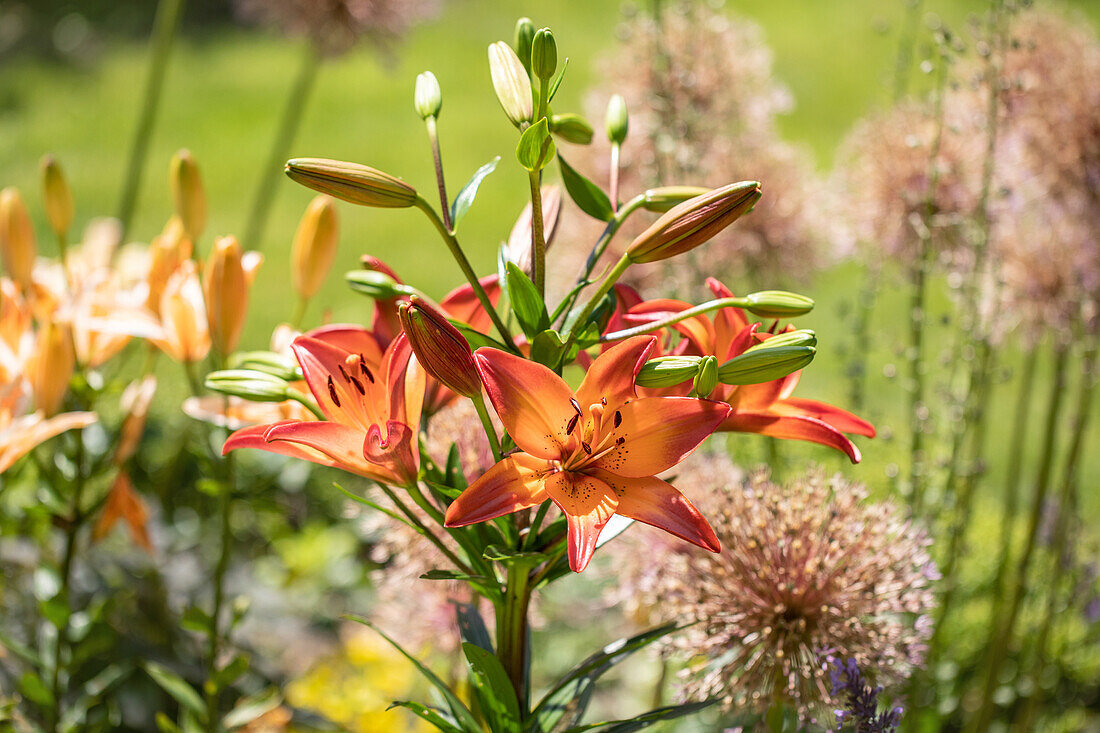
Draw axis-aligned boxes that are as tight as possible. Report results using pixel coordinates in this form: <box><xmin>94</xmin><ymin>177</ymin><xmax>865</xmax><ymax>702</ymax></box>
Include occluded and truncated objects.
<box><xmin>575</xmin><ymin>335</ymin><xmax>654</xmax><ymax>412</ymax></box>
<box><xmin>444</xmin><ymin>453</ymin><xmax>553</xmax><ymax>527</ymax></box>
<box><xmin>773</xmin><ymin>397</ymin><xmax>877</xmax><ymax>437</ymax></box>
<box><xmin>543</xmin><ymin>470</ymin><xmax>618</xmax><ymax>572</ymax></box>
<box><xmin>720</xmin><ymin>411</ymin><xmax>863</xmax><ymax>463</ymax></box>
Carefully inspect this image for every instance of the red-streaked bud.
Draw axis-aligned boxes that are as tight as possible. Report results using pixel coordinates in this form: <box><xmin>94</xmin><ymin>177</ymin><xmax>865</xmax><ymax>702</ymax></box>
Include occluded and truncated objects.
<box><xmin>398</xmin><ymin>297</ymin><xmax>481</xmax><ymax>398</ymax></box>
<box><xmin>642</xmin><ymin>186</ymin><xmax>710</xmax><ymax>213</ymax></box>
<box><xmin>626</xmin><ymin>181</ymin><xmax>761</xmax><ymax>264</ymax></box>
<box><xmin>285</xmin><ymin>158</ymin><xmax>417</xmax><ymax>208</ymax></box>
<box><xmin>0</xmin><ymin>187</ymin><xmax>36</xmax><ymax>289</ymax></box>
<box><xmin>170</xmin><ymin>149</ymin><xmax>207</xmax><ymax>241</ymax></box>
<box><xmin>488</xmin><ymin>41</ymin><xmax>533</xmax><ymax>127</ymax></box>
<box><xmin>290</xmin><ymin>195</ymin><xmax>338</xmax><ymax>300</ymax></box>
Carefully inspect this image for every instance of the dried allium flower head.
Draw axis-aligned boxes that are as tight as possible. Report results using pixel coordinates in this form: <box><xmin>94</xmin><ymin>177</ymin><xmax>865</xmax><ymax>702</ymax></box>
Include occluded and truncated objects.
<box><xmin>234</xmin><ymin>0</ymin><xmax>441</xmax><ymax>57</ymax></box>
<box><xmin>614</xmin><ymin>455</ymin><xmax>936</xmax><ymax>717</ymax></box>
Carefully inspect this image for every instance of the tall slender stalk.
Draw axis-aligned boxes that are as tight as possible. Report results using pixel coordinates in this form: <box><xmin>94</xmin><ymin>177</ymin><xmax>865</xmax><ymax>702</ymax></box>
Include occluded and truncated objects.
<box><xmin>204</xmin><ymin>452</ymin><xmax>233</xmax><ymax>725</ymax></box>
<box><xmin>497</xmin><ymin>562</ymin><xmax>533</xmax><ymax>713</ymax></box>
<box><xmin>242</xmin><ymin>43</ymin><xmax>322</xmax><ymax>250</ymax></box>
<box><xmin>892</xmin><ymin>0</ymin><xmax>924</xmax><ymax>102</ymax></box>
<box><xmin>846</xmin><ymin>256</ymin><xmax>878</xmax><ymax>414</ymax></box>
<box><xmin>116</xmin><ymin>0</ymin><xmax>186</xmax><ymax>240</ymax></box>
<box><xmin>528</xmin><ymin>171</ymin><xmax>547</xmax><ymax>297</ymax></box>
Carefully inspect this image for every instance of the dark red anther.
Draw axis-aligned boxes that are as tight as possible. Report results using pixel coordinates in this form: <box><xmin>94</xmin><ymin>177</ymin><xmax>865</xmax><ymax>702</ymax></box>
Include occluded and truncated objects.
<box><xmin>566</xmin><ymin>413</ymin><xmax>580</xmax><ymax>435</ymax></box>
<box><xmin>582</xmin><ymin>441</ymin><xmax>592</xmax><ymax>455</ymax></box>
<box><xmin>326</xmin><ymin>375</ymin><xmax>341</xmax><ymax>407</ymax></box>
<box><xmin>359</xmin><ymin>355</ymin><xmax>375</xmax><ymax>383</ymax></box>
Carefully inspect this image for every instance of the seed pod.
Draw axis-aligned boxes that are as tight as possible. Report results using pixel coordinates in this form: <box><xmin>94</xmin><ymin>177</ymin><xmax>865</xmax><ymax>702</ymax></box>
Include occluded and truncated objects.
<box><xmin>626</xmin><ymin>181</ymin><xmax>761</xmax><ymax>264</ymax></box>
<box><xmin>40</xmin><ymin>156</ymin><xmax>74</xmax><ymax>239</ymax></box>
<box><xmin>285</xmin><ymin>158</ymin><xmax>417</xmax><ymax>208</ymax></box>
<box><xmin>530</xmin><ymin>28</ymin><xmax>557</xmax><ymax>81</ymax></box>
<box><xmin>203</xmin><ymin>236</ymin><xmax>251</xmax><ymax>355</ymax></box>
<box><xmin>636</xmin><ymin>355</ymin><xmax>702</xmax><ymax>388</ymax></box>
<box><xmin>205</xmin><ymin>369</ymin><xmax>290</xmax><ymax>402</ymax></box>
<box><xmin>718</xmin><ymin>344</ymin><xmax>816</xmax><ymax>386</ymax></box>
<box><xmin>0</xmin><ymin>187</ymin><xmax>36</xmax><ymax>289</ymax></box>
<box><xmin>514</xmin><ymin>18</ymin><xmax>536</xmax><ymax>76</ymax></box>
<box><xmin>742</xmin><ymin>291</ymin><xmax>815</xmax><ymax>319</ymax></box>
<box><xmin>170</xmin><ymin>149</ymin><xmax>207</xmax><ymax>241</ymax></box>
<box><xmin>550</xmin><ymin>113</ymin><xmax>594</xmax><ymax>145</ymax></box>
<box><xmin>32</xmin><ymin>318</ymin><xmax>74</xmax><ymax>417</ymax></box>
<box><xmin>398</xmin><ymin>297</ymin><xmax>481</xmax><ymax>398</ymax></box>
<box><xmin>290</xmin><ymin>196</ymin><xmax>339</xmax><ymax>301</ymax></box>
<box><xmin>605</xmin><ymin>94</ymin><xmax>629</xmax><ymax>146</ymax></box>
<box><xmin>414</xmin><ymin>71</ymin><xmax>442</xmax><ymax>120</ymax></box>
<box><xmin>488</xmin><ymin>41</ymin><xmax>534</xmax><ymax>127</ymax></box>
<box><xmin>642</xmin><ymin>186</ymin><xmax>710</xmax><ymax>213</ymax></box>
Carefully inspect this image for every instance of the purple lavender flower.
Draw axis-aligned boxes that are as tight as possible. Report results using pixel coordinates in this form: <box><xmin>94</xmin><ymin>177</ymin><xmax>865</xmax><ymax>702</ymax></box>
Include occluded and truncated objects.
<box><xmin>828</xmin><ymin>657</ymin><xmax>904</xmax><ymax>733</ymax></box>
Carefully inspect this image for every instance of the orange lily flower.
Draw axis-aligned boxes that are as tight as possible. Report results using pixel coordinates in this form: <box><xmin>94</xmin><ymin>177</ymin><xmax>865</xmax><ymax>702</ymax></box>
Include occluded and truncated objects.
<box><xmin>92</xmin><ymin>471</ymin><xmax>153</xmax><ymax>553</ymax></box>
<box><xmin>222</xmin><ymin>325</ymin><xmax>425</xmax><ymax>487</ymax></box>
<box><xmin>444</xmin><ymin>336</ymin><xmax>729</xmax><ymax>572</ymax></box>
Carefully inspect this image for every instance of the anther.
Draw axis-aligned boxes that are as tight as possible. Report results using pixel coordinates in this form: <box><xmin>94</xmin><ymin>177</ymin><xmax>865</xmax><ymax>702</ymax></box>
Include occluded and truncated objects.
<box><xmin>348</xmin><ymin>375</ymin><xmax>365</xmax><ymax>395</ymax></box>
<box><xmin>613</xmin><ymin>410</ymin><xmax>622</xmax><ymax>428</ymax></box>
<box><xmin>566</xmin><ymin>413</ymin><xmax>580</xmax><ymax>435</ymax></box>
<box><xmin>570</xmin><ymin>397</ymin><xmax>581</xmax><ymax>415</ymax></box>
<box><xmin>358</xmin><ymin>355</ymin><xmax>375</xmax><ymax>383</ymax></box>
<box><xmin>338</xmin><ymin>363</ymin><xmax>352</xmax><ymax>383</ymax></box>
<box><xmin>582</xmin><ymin>441</ymin><xmax>592</xmax><ymax>455</ymax></box>
<box><xmin>326</xmin><ymin>375</ymin><xmax>341</xmax><ymax>407</ymax></box>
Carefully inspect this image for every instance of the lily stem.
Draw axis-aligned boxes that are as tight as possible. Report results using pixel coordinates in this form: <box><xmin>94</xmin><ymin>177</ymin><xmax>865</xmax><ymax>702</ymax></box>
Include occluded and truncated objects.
<box><xmin>563</xmin><ymin>254</ymin><xmax>631</xmax><ymax>349</ymax></box>
<box><xmin>204</xmin><ymin>451</ymin><xmax>234</xmax><ymax>726</ymax></box>
<box><xmin>472</xmin><ymin>394</ymin><xmax>502</xmax><ymax>462</ymax></box>
<box><xmin>599</xmin><ymin>297</ymin><xmax>748</xmax><ymax>343</ymax></box>
<box><xmin>425</xmin><ymin>117</ymin><xmax>452</xmax><ymax>232</ymax></box>
<box><xmin>528</xmin><ymin>170</ymin><xmax>547</xmax><ymax>298</ymax></box>
<box><xmin>497</xmin><ymin>562</ymin><xmax>533</xmax><ymax>715</ymax></box>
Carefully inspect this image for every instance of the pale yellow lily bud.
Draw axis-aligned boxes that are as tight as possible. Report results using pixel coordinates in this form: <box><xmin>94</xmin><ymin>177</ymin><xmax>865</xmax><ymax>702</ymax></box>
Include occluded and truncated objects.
<box><xmin>285</xmin><ymin>159</ymin><xmax>417</xmax><ymax>208</ymax></box>
<box><xmin>146</xmin><ymin>235</ymin><xmax>184</xmax><ymax>315</ymax></box>
<box><xmin>40</xmin><ymin>156</ymin><xmax>74</xmax><ymax>240</ymax></box>
<box><xmin>32</xmin><ymin>318</ymin><xmax>75</xmax><ymax>417</ymax></box>
<box><xmin>488</xmin><ymin>41</ymin><xmax>533</xmax><ymax>127</ymax></box>
<box><xmin>170</xmin><ymin>149</ymin><xmax>207</xmax><ymax>241</ymax></box>
<box><xmin>0</xmin><ymin>187</ymin><xmax>36</xmax><ymax>289</ymax></box>
<box><xmin>291</xmin><ymin>196</ymin><xmax>338</xmax><ymax>301</ymax></box>
<box><xmin>203</xmin><ymin>235</ymin><xmax>251</xmax><ymax>355</ymax></box>
<box><xmin>157</xmin><ymin>261</ymin><xmax>210</xmax><ymax>364</ymax></box>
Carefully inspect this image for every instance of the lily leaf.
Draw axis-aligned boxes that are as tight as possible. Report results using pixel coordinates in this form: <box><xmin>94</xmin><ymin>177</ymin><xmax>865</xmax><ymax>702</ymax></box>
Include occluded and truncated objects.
<box><xmin>558</xmin><ymin>156</ymin><xmax>613</xmax><ymax>222</ymax></box>
<box><xmin>453</xmin><ymin>600</ymin><xmax>494</xmax><ymax>654</ymax></box>
<box><xmin>388</xmin><ymin>701</ymin><xmax>464</xmax><ymax>733</ymax></box>
<box><xmin>547</xmin><ymin>58</ymin><xmax>569</xmax><ymax>102</ymax></box>
<box><xmin>506</xmin><ymin>262</ymin><xmax>550</xmax><ymax>339</ymax></box>
<box><xmin>559</xmin><ymin>701</ymin><xmax>716</xmax><ymax>732</ymax></box>
<box><xmin>517</xmin><ymin>118</ymin><xmax>556</xmax><ymax>172</ymax></box>
<box><xmin>483</xmin><ymin>545</ymin><xmax>547</xmax><ymax>564</ymax></box>
<box><xmin>452</xmin><ymin>321</ymin><xmax>509</xmax><ymax>352</ymax></box>
<box><xmin>463</xmin><ymin>642</ymin><xmax>522</xmax><ymax>732</ymax></box>
<box><xmin>144</xmin><ymin>661</ymin><xmax>206</xmax><ymax>719</ymax></box>
<box><xmin>420</xmin><ymin>569</ymin><xmax>488</xmax><ymax>583</ymax></box>
<box><xmin>222</xmin><ymin>689</ymin><xmax>282</xmax><ymax>729</ymax></box>
<box><xmin>450</xmin><ymin>157</ymin><xmax>501</xmax><ymax>230</ymax></box>
<box><xmin>529</xmin><ymin>329</ymin><xmax>566</xmax><ymax>369</ymax></box>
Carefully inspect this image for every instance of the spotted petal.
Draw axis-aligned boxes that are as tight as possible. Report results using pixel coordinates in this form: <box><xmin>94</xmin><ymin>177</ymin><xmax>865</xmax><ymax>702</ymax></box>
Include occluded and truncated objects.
<box><xmin>444</xmin><ymin>453</ymin><xmax>553</xmax><ymax>527</ymax></box>
<box><xmin>543</xmin><ymin>470</ymin><xmax>618</xmax><ymax>572</ymax></box>
<box><xmin>588</xmin><ymin>468</ymin><xmax>719</xmax><ymax>552</ymax></box>
<box><xmin>720</xmin><ymin>411</ymin><xmax>863</xmax><ymax>463</ymax></box>
<box><xmin>575</xmin><ymin>335</ymin><xmax>654</xmax><ymax>413</ymax></box>
<box><xmin>258</xmin><ymin>420</ymin><xmax>401</xmax><ymax>481</ymax></box>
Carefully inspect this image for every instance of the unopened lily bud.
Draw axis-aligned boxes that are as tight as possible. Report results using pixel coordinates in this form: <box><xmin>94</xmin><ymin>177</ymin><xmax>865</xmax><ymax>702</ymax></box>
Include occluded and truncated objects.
<box><xmin>636</xmin><ymin>355</ymin><xmax>701</xmax><ymax>388</ymax></box>
<box><xmin>203</xmin><ymin>236</ymin><xmax>250</xmax><ymax>355</ymax></box>
<box><xmin>642</xmin><ymin>186</ymin><xmax>710</xmax><ymax>213</ymax></box>
<box><xmin>626</xmin><ymin>181</ymin><xmax>762</xmax><ymax>264</ymax></box>
<box><xmin>748</xmin><ymin>329</ymin><xmax>818</xmax><ymax>350</ymax></box>
<box><xmin>0</xmin><ymin>187</ymin><xmax>36</xmax><ymax>288</ymax></box>
<box><xmin>229</xmin><ymin>351</ymin><xmax>303</xmax><ymax>381</ymax></box>
<box><xmin>488</xmin><ymin>41</ymin><xmax>533</xmax><ymax>127</ymax></box>
<box><xmin>550</xmin><ymin>113</ymin><xmax>594</xmax><ymax>145</ymax></box>
<box><xmin>605</xmin><ymin>94</ymin><xmax>629</xmax><ymax>146</ymax></box>
<box><xmin>530</xmin><ymin>28</ymin><xmax>556</xmax><ymax>81</ymax></box>
<box><xmin>743</xmin><ymin>291</ymin><xmax>815</xmax><ymax>319</ymax></box>
<box><xmin>291</xmin><ymin>196</ymin><xmax>338</xmax><ymax>301</ymax></box>
<box><xmin>514</xmin><ymin>18</ymin><xmax>536</xmax><ymax>76</ymax></box>
<box><xmin>346</xmin><ymin>269</ymin><xmax>414</xmax><ymax>299</ymax></box>
<box><xmin>398</xmin><ymin>297</ymin><xmax>481</xmax><ymax>398</ymax></box>
<box><xmin>205</xmin><ymin>369</ymin><xmax>290</xmax><ymax>402</ymax></box>
<box><xmin>693</xmin><ymin>355</ymin><xmax>719</xmax><ymax>398</ymax></box>
<box><xmin>414</xmin><ymin>71</ymin><xmax>442</xmax><ymax>120</ymax></box>
<box><xmin>718</xmin><ymin>344</ymin><xmax>816</xmax><ymax>386</ymax></box>
<box><xmin>285</xmin><ymin>158</ymin><xmax>417</xmax><ymax>208</ymax></box>
<box><xmin>170</xmin><ymin>149</ymin><xmax>207</xmax><ymax>241</ymax></box>
<box><xmin>32</xmin><ymin>318</ymin><xmax>74</xmax><ymax>417</ymax></box>
<box><xmin>40</xmin><ymin>156</ymin><xmax>74</xmax><ymax>239</ymax></box>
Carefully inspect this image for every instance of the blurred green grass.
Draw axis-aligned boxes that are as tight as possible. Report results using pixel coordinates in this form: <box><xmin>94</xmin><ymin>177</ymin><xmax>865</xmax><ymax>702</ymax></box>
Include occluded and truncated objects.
<box><xmin>0</xmin><ymin>0</ymin><xmax>1097</xmax><ymax>505</ymax></box>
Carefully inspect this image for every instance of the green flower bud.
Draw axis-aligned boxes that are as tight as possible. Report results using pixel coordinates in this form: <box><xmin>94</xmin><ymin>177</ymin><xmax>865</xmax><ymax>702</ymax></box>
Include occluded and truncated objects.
<box><xmin>745</xmin><ymin>329</ymin><xmax>817</xmax><ymax>351</ymax></box>
<box><xmin>488</xmin><ymin>41</ymin><xmax>533</xmax><ymax>127</ymax></box>
<box><xmin>285</xmin><ymin>158</ymin><xmax>417</xmax><ymax>208</ymax></box>
<box><xmin>205</xmin><ymin>369</ymin><xmax>290</xmax><ymax>402</ymax></box>
<box><xmin>692</xmin><ymin>355</ymin><xmax>719</xmax><ymax>398</ymax></box>
<box><xmin>228</xmin><ymin>351</ymin><xmax>303</xmax><ymax>382</ymax></box>
<box><xmin>531</xmin><ymin>28</ymin><xmax>557</xmax><ymax>81</ymax></box>
<box><xmin>605</xmin><ymin>94</ymin><xmax>629</xmax><ymax>146</ymax></box>
<box><xmin>636</xmin><ymin>355</ymin><xmax>702</xmax><ymax>388</ymax></box>
<box><xmin>550</xmin><ymin>113</ymin><xmax>594</xmax><ymax>145</ymax></box>
<box><xmin>642</xmin><ymin>186</ymin><xmax>710</xmax><ymax>213</ymax></box>
<box><xmin>40</xmin><ymin>156</ymin><xmax>74</xmax><ymax>239</ymax></box>
<box><xmin>514</xmin><ymin>18</ymin><xmax>536</xmax><ymax>76</ymax></box>
<box><xmin>718</xmin><ymin>344</ymin><xmax>816</xmax><ymax>386</ymax></box>
<box><xmin>170</xmin><ymin>149</ymin><xmax>207</xmax><ymax>241</ymax></box>
<box><xmin>345</xmin><ymin>269</ymin><xmax>415</xmax><ymax>299</ymax></box>
<box><xmin>414</xmin><ymin>71</ymin><xmax>442</xmax><ymax>120</ymax></box>
<box><xmin>742</xmin><ymin>291</ymin><xmax>815</xmax><ymax>319</ymax></box>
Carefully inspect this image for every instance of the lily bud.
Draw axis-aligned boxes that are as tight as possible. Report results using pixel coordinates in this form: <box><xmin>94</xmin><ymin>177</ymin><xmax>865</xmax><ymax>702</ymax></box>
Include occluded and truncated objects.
<box><xmin>636</xmin><ymin>355</ymin><xmax>701</xmax><ymax>388</ymax></box>
<box><xmin>749</xmin><ymin>329</ymin><xmax>818</xmax><ymax>350</ymax></box>
<box><xmin>170</xmin><ymin>149</ymin><xmax>207</xmax><ymax>241</ymax></box>
<box><xmin>229</xmin><ymin>351</ymin><xmax>303</xmax><ymax>381</ymax></box>
<box><xmin>550</xmin><ymin>113</ymin><xmax>594</xmax><ymax>145</ymax></box>
<box><xmin>530</xmin><ymin>28</ymin><xmax>557</xmax><ymax>81</ymax></box>
<box><xmin>743</xmin><ymin>291</ymin><xmax>815</xmax><ymax>319</ymax></box>
<box><xmin>346</xmin><ymin>269</ymin><xmax>414</xmax><ymax>299</ymax></box>
<box><xmin>605</xmin><ymin>94</ymin><xmax>629</xmax><ymax>146</ymax></box>
<box><xmin>40</xmin><ymin>156</ymin><xmax>74</xmax><ymax>239</ymax></box>
<box><xmin>290</xmin><ymin>195</ymin><xmax>338</xmax><ymax>301</ymax></box>
<box><xmin>205</xmin><ymin>369</ymin><xmax>291</xmax><ymax>402</ymax></box>
<box><xmin>146</xmin><ymin>230</ymin><xmax>189</xmax><ymax>315</ymax></box>
<box><xmin>285</xmin><ymin>158</ymin><xmax>417</xmax><ymax>208</ymax></box>
<box><xmin>642</xmin><ymin>186</ymin><xmax>710</xmax><ymax>213</ymax></box>
<box><xmin>203</xmin><ymin>236</ymin><xmax>252</xmax><ymax>355</ymax></box>
<box><xmin>718</xmin><ymin>344</ymin><xmax>816</xmax><ymax>386</ymax></box>
<box><xmin>398</xmin><ymin>297</ymin><xmax>481</xmax><ymax>398</ymax></box>
<box><xmin>514</xmin><ymin>18</ymin><xmax>536</xmax><ymax>76</ymax></box>
<box><xmin>488</xmin><ymin>41</ymin><xmax>533</xmax><ymax>127</ymax></box>
<box><xmin>626</xmin><ymin>181</ymin><xmax>762</xmax><ymax>264</ymax></box>
<box><xmin>32</xmin><ymin>318</ymin><xmax>74</xmax><ymax>417</ymax></box>
<box><xmin>414</xmin><ymin>71</ymin><xmax>442</xmax><ymax>120</ymax></box>
<box><xmin>0</xmin><ymin>187</ymin><xmax>36</xmax><ymax>289</ymax></box>
<box><xmin>692</xmin><ymin>355</ymin><xmax>719</xmax><ymax>398</ymax></box>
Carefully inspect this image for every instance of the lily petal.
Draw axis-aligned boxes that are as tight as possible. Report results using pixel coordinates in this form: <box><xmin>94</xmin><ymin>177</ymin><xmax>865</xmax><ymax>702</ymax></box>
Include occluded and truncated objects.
<box><xmin>0</xmin><ymin>411</ymin><xmax>97</xmax><ymax>474</ymax></box>
<box><xmin>587</xmin><ymin>468</ymin><xmax>720</xmax><ymax>552</ymax></box>
<box><xmin>720</xmin><ymin>411</ymin><xmax>863</xmax><ymax>463</ymax></box>
<box><xmin>591</xmin><ymin>397</ymin><xmax>730</xmax><ymax>478</ymax></box>
<box><xmin>444</xmin><ymin>453</ymin><xmax>553</xmax><ymax>527</ymax></box>
<box><xmin>259</xmin><ymin>419</ymin><xmax>400</xmax><ymax>481</ymax></box>
<box><xmin>291</xmin><ymin>335</ymin><xmax>373</xmax><ymax>429</ymax></box>
<box><xmin>441</xmin><ymin>275</ymin><xmax>502</xmax><ymax>333</ymax></box>
<box><xmin>773</xmin><ymin>397</ymin><xmax>877</xmax><ymax>437</ymax></box>
<box><xmin>364</xmin><ymin>420</ymin><xmax>419</xmax><ymax>487</ymax></box>
<box><xmin>543</xmin><ymin>470</ymin><xmax>618</xmax><ymax>572</ymax></box>
<box><xmin>575</xmin><ymin>335</ymin><xmax>654</xmax><ymax>412</ymax></box>
<box><xmin>305</xmin><ymin>323</ymin><xmax>385</xmax><ymax>366</ymax></box>
<box><xmin>474</xmin><ymin>347</ymin><xmax>577</xmax><ymax>459</ymax></box>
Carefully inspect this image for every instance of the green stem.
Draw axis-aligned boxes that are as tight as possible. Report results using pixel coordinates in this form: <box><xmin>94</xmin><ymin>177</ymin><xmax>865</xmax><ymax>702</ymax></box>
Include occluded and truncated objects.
<box><xmin>378</xmin><ymin>483</ymin><xmax>475</xmax><ymax>576</ymax></box>
<box><xmin>496</xmin><ymin>562</ymin><xmax>533</xmax><ymax>714</ymax></box>
<box><xmin>116</xmin><ymin>0</ymin><xmax>186</xmax><ymax>240</ymax></box>
<box><xmin>472</xmin><ymin>394</ymin><xmax>502</xmax><ymax>462</ymax></box>
<box><xmin>599</xmin><ymin>296</ymin><xmax>747</xmax><ymax>343</ymax></box>
<box><xmin>413</xmin><ymin>197</ymin><xmax>516</xmax><ymax>350</ymax></box>
<box><xmin>291</xmin><ymin>296</ymin><xmax>308</xmax><ymax>330</ymax></box>
<box><xmin>892</xmin><ymin>0</ymin><xmax>924</xmax><ymax>101</ymax></box>
<box><xmin>528</xmin><ymin>170</ymin><xmax>547</xmax><ymax>298</ymax></box>
<box><xmin>204</xmin><ymin>452</ymin><xmax>233</xmax><ymax>726</ymax></box>
<box><xmin>242</xmin><ymin>42</ymin><xmax>322</xmax><ymax>250</ymax></box>
<box><xmin>425</xmin><ymin>117</ymin><xmax>452</xmax><ymax>232</ymax></box>
<box><xmin>846</xmin><ymin>255</ymin><xmax>878</xmax><ymax>413</ymax></box>
<box><xmin>563</xmin><ymin>254</ymin><xmax>631</xmax><ymax>348</ymax></box>
<box><xmin>609</xmin><ymin>143</ymin><xmax>621</xmax><ymax>213</ymax></box>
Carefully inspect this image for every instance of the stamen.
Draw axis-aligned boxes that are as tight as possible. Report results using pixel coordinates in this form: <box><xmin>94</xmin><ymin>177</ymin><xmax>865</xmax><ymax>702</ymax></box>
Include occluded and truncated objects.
<box><xmin>338</xmin><ymin>363</ymin><xmax>352</xmax><ymax>383</ymax></box>
<box><xmin>600</xmin><ymin>397</ymin><xmax>607</xmax><ymax>406</ymax></box>
<box><xmin>582</xmin><ymin>441</ymin><xmax>592</xmax><ymax>455</ymax></box>
<box><xmin>614</xmin><ymin>410</ymin><xmax>623</xmax><ymax>428</ymax></box>
<box><xmin>570</xmin><ymin>397</ymin><xmax>581</xmax><ymax>415</ymax></box>
<box><xmin>326</xmin><ymin>375</ymin><xmax>341</xmax><ymax>407</ymax></box>
<box><xmin>348</xmin><ymin>375</ymin><xmax>366</xmax><ymax>395</ymax></box>
<box><xmin>566</xmin><ymin>413</ymin><xmax>580</xmax><ymax>435</ymax></box>
<box><xmin>358</xmin><ymin>354</ymin><xmax>375</xmax><ymax>383</ymax></box>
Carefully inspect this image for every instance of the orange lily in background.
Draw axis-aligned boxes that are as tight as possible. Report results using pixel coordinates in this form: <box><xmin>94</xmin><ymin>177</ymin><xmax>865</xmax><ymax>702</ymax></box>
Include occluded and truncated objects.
<box><xmin>444</xmin><ymin>336</ymin><xmax>729</xmax><ymax>572</ymax></box>
<box><xmin>149</xmin><ymin>261</ymin><xmax>211</xmax><ymax>364</ymax></box>
<box><xmin>223</xmin><ymin>325</ymin><xmax>425</xmax><ymax>487</ymax></box>
<box><xmin>92</xmin><ymin>471</ymin><xmax>152</xmax><ymax>552</ymax></box>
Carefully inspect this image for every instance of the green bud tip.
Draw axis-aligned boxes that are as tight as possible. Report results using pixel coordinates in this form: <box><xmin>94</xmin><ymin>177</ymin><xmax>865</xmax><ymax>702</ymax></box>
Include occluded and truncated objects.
<box><xmin>414</xmin><ymin>71</ymin><xmax>442</xmax><ymax>120</ymax></box>
<box><xmin>636</xmin><ymin>356</ymin><xmax>702</xmax><ymax>388</ymax></box>
<box><xmin>531</xmin><ymin>28</ymin><xmax>557</xmax><ymax>81</ymax></box>
<box><xmin>606</xmin><ymin>94</ymin><xmax>629</xmax><ymax>145</ymax></box>
<box><xmin>693</xmin><ymin>355</ymin><xmax>719</xmax><ymax>398</ymax></box>
<box><xmin>550</xmin><ymin>113</ymin><xmax>594</xmax><ymax>145</ymax></box>
<box><xmin>488</xmin><ymin>41</ymin><xmax>534</xmax><ymax>127</ymax></box>
<box><xmin>205</xmin><ymin>369</ymin><xmax>290</xmax><ymax>402</ymax></box>
<box><xmin>742</xmin><ymin>291</ymin><xmax>815</xmax><ymax>319</ymax></box>
<box><xmin>514</xmin><ymin>18</ymin><xmax>536</xmax><ymax>75</ymax></box>
<box><xmin>345</xmin><ymin>269</ymin><xmax>413</xmax><ymax>299</ymax></box>
<box><xmin>717</xmin><ymin>345</ymin><xmax>816</xmax><ymax>386</ymax></box>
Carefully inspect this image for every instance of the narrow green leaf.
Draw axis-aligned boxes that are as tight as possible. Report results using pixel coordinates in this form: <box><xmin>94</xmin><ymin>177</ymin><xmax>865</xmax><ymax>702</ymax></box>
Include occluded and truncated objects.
<box><xmin>387</xmin><ymin>701</ymin><xmax>464</xmax><ymax>733</ymax></box>
<box><xmin>222</xmin><ymin>689</ymin><xmax>282</xmax><ymax>729</ymax></box>
<box><xmin>332</xmin><ymin>482</ymin><xmax>409</xmax><ymax>528</ymax></box>
<box><xmin>505</xmin><ymin>262</ymin><xmax>550</xmax><ymax>339</ymax></box>
<box><xmin>547</xmin><ymin>58</ymin><xmax>569</xmax><ymax>102</ymax></box>
<box><xmin>420</xmin><ymin>569</ymin><xmax>488</xmax><ymax>583</ymax></box>
<box><xmin>517</xmin><ymin>118</ymin><xmax>556</xmax><ymax>172</ymax></box>
<box><xmin>144</xmin><ymin>662</ymin><xmax>206</xmax><ymax>719</ymax></box>
<box><xmin>180</xmin><ymin>606</ymin><xmax>212</xmax><ymax>634</ymax></box>
<box><xmin>345</xmin><ymin>615</ymin><xmax>480</xmax><ymax>732</ymax></box>
<box><xmin>0</xmin><ymin>629</ymin><xmax>42</xmax><ymax>667</ymax></box>
<box><xmin>214</xmin><ymin>654</ymin><xmax>249</xmax><ymax>688</ymax></box>
<box><xmin>452</xmin><ymin>600</ymin><xmax>494</xmax><ymax>654</ymax></box>
<box><xmin>483</xmin><ymin>545</ymin><xmax>547</xmax><ymax>564</ymax></box>
<box><xmin>463</xmin><ymin>642</ymin><xmax>522</xmax><ymax>732</ymax></box>
<box><xmin>18</xmin><ymin>671</ymin><xmax>53</xmax><ymax>707</ymax></box>
<box><xmin>530</xmin><ymin>329</ymin><xmax>566</xmax><ymax>369</ymax></box>
<box><xmin>450</xmin><ymin>157</ymin><xmax>501</xmax><ymax>229</ymax></box>
<box><xmin>560</xmin><ymin>701</ymin><xmax>715</xmax><ymax>732</ymax></box>
<box><xmin>452</xmin><ymin>321</ymin><xmax>509</xmax><ymax>352</ymax></box>
<box><xmin>558</xmin><ymin>156</ymin><xmax>613</xmax><ymax>222</ymax></box>
<box><xmin>155</xmin><ymin>713</ymin><xmax>184</xmax><ymax>733</ymax></box>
